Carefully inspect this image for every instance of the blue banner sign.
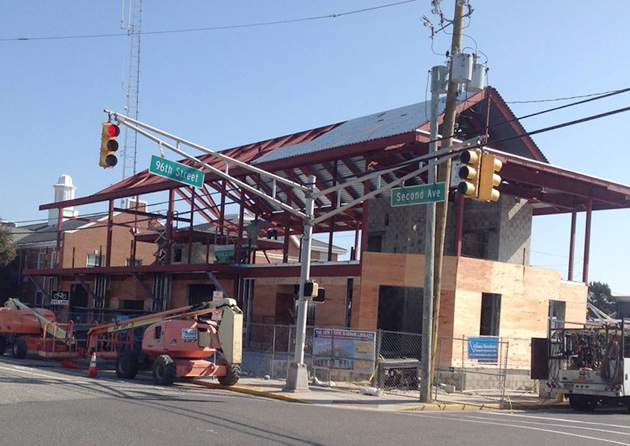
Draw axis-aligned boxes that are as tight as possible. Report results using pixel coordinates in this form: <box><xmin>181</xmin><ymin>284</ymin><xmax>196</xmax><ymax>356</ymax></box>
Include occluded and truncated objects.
<box><xmin>468</xmin><ymin>337</ymin><xmax>499</xmax><ymax>361</ymax></box>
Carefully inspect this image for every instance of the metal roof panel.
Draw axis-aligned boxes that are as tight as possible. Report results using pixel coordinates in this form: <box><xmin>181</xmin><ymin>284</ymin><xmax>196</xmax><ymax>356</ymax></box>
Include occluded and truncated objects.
<box><xmin>254</xmin><ymin>100</ymin><xmax>444</xmax><ymax>165</ymax></box>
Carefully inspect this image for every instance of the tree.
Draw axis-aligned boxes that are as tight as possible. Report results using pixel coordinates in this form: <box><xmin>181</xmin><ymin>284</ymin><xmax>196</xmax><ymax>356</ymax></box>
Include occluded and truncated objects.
<box><xmin>0</xmin><ymin>223</ymin><xmax>16</xmax><ymax>267</ymax></box>
<box><xmin>0</xmin><ymin>223</ymin><xmax>18</xmax><ymax>305</ymax></box>
<box><xmin>588</xmin><ymin>281</ymin><xmax>615</xmax><ymax>317</ymax></box>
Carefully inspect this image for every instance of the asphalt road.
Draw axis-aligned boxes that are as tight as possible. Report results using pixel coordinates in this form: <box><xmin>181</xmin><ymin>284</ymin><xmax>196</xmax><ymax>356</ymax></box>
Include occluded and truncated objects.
<box><xmin>1</xmin><ymin>355</ymin><xmax>629</xmax><ymax>446</ymax></box>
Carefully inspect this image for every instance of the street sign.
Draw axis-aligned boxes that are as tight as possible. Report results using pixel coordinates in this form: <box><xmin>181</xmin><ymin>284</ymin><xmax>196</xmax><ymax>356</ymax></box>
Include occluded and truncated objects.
<box><xmin>149</xmin><ymin>155</ymin><xmax>204</xmax><ymax>188</ymax></box>
<box><xmin>51</xmin><ymin>290</ymin><xmax>69</xmax><ymax>306</ymax></box>
<box><xmin>390</xmin><ymin>182</ymin><xmax>446</xmax><ymax>207</ymax></box>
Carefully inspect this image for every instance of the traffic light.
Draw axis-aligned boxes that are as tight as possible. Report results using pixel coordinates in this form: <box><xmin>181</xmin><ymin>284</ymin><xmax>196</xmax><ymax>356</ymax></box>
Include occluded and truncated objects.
<box><xmin>99</xmin><ymin>122</ymin><xmax>120</xmax><ymax>168</ymax></box>
<box><xmin>312</xmin><ymin>287</ymin><xmax>326</xmax><ymax>303</ymax></box>
<box><xmin>456</xmin><ymin>148</ymin><xmax>482</xmax><ymax>199</ymax></box>
<box><xmin>303</xmin><ymin>280</ymin><xmax>319</xmax><ymax>298</ymax></box>
<box><xmin>478</xmin><ymin>153</ymin><xmax>503</xmax><ymax>202</ymax></box>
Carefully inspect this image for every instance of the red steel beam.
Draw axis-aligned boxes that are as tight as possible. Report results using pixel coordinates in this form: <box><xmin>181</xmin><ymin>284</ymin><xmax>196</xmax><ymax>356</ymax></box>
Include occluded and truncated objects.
<box><xmin>105</xmin><ymin>199</ymin><xmax>114</xmax><ymax>268</ymax></box>
<box><xmin>568</xmin><ymin>210</ymin><xmax>577</xmax><ymax>281</ymax></box>
<box><xmin>174</xmin><ymin>189</ymin><xmax>215</xmax><ymax>224</ymax></box>
<box><xmin>582</xmin><ymin>198</ymin><xmax>592</xmax><ymax>283</ymax></box>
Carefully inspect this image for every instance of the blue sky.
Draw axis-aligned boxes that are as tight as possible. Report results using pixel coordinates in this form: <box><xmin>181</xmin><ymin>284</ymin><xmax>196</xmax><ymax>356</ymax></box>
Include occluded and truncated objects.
<box><xmin>1</xmin><ymin>1</ymin><xmax>629</xmax><ymax>293</ymax></box>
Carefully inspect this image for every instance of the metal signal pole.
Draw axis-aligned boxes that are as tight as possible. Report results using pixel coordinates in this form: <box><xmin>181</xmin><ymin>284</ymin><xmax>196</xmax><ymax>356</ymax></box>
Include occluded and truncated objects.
<box><xmin>420</xmin><ymin>65</ymin><xmax>444</xmax><ymax>403</ymax></box>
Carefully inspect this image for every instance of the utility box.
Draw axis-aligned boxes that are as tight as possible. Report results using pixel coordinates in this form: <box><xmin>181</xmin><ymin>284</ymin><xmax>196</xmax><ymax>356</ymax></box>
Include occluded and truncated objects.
<box><xmin>467</xmin><ymin>63</ymin><xmax>486</xmax><ymax>93</ymax></box>
<box><xmin>451</xmin><ymin>53</ymin><xmax>473</xmax><ymax>83</ymax></box>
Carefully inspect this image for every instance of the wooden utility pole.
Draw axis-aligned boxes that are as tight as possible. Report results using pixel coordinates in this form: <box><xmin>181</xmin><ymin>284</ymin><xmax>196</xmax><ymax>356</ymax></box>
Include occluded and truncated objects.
<box><xmin>430</xmin><ymin>0</ymin><xmax>466</xmax><ymax>388</ymax></box>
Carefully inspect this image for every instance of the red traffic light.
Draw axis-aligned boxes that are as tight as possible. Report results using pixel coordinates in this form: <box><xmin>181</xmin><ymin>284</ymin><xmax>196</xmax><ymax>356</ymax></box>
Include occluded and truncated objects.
<box><xmin>106</xmin><ymin>123</ymin><xmax>120</xmax><ymax>137</ymax></box>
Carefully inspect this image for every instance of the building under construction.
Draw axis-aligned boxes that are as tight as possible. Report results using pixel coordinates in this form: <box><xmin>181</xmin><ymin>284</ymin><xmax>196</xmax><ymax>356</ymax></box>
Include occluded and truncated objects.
<box><xmin>17</xmin><ymin>87</ymin><xmax>630</xmax><ymax>367</ymax></box>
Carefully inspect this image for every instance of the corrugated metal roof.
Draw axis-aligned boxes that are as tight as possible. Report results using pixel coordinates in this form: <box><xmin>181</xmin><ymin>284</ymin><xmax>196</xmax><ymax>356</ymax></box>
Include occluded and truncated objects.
<box><xmin>254</xmin><ymin>99</ymin><xmax>446</xmax><ymax>165</ymax></box>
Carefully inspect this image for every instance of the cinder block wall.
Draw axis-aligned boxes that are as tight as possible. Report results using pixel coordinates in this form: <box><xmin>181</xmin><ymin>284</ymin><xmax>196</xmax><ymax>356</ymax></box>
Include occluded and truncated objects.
<box><xmin>366</xmin><ymin>193</ymin><xmax>532</xmax><ymax>265</ymax></box>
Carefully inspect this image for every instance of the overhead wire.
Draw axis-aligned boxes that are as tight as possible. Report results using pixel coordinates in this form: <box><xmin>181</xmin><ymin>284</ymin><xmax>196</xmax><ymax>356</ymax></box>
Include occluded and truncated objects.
<box><xmin>0</xmin><ymin>0</ymin><xmax>418</xmax><ymax>42</ymax></box>
<box><xmin>12</xmin><ymin>86</ymin><xmax>630</xmax><ymax>225</ymax></box>
<box><xmin>306</xmin><ymin>86</ymin><xmax>630</xmax><ymax>185</ymax></box>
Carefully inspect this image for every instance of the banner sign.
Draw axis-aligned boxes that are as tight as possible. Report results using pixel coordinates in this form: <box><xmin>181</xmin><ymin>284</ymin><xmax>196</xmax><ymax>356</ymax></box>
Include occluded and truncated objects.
<box><xmin>468</xmin><ymin>337</ymin><xmax>499</xmax><ymax>361</ymax></box>
<box><xmin>312</xmin><ymin>328</ymin><xmax>376</xmax><ymax>374</ymax></box>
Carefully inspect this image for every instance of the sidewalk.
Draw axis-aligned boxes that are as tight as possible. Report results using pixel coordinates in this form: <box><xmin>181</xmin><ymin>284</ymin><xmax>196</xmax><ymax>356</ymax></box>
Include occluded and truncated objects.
<box><xmin>191</xmin><ymin>377</ymin><xmax>566</xmax><ymax>412</ymax></box>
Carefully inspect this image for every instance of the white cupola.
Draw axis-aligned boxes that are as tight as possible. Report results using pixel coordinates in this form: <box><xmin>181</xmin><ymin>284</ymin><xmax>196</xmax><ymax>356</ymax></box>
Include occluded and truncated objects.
<box><xmin>47</xmin><ymin>174</ymin><xmax>79</xmax><ymax>226</ymax></box>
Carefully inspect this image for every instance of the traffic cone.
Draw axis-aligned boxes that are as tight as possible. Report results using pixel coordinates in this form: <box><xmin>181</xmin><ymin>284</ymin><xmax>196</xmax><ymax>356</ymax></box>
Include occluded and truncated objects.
<box><xmin>87</xmin><ymin>352</ymin><xmax>98</xmax><ymax>378</ymax></box>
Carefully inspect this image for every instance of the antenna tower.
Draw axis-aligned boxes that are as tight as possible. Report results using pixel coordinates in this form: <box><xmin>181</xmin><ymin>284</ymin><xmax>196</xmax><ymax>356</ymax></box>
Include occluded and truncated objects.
<box><xmin>120</xmin><ymin>0</ymin><xmax>143</xmax><ymax>180</ymax></box>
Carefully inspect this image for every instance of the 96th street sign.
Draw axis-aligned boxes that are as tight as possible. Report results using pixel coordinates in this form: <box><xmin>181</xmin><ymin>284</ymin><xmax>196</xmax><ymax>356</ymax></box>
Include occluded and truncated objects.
<box><xmin>149</xmin><ymin>155</ymin><xmax>204</xmax><ymax>188</ymax></box>
<box><xmin>390</xmin><ymin>182</ymin><xmax>446</xmax><ymax>207</ymax></box>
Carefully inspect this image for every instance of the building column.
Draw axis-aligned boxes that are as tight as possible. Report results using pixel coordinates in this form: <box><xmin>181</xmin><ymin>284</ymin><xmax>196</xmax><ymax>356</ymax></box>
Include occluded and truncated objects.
<box><xmin>236</xmin><ymin>189</ymin><xmax>245</xmax><ymax>264</ymax></box>
<box><xmin>454</xmin><ymin>194</ymin><xmax>464</xmax><ymax>257</ymax></box>
<box><xmin>105</xmin><ymin>199</ymin><xmax>114</xmax><ymax>267</ymax></box>
<box><xmin>582</xmin><ymin>198</ymin><xmax>592</xmax><ymax>283</ymax></box>
<box><xmin>188</xmin><ymin>188</ymin><xmax>195</xmax><ymax>264</ymax></box>
<box><xmin>568</xmin><ymin>209</ymin><xmax>577</xmax><ymax>281</ymax></box>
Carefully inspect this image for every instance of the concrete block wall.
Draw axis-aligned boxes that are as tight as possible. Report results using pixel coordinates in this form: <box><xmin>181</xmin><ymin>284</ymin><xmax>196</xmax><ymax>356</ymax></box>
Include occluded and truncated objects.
<box><xmin>498</xmin><ymin>198</ymin><xmax>532</xmax><ymax>265</ymax></box>
<box><xmin>366</xmin><ymin>192</ymin><xmax>532</xmax><ymax>265</ymax></box>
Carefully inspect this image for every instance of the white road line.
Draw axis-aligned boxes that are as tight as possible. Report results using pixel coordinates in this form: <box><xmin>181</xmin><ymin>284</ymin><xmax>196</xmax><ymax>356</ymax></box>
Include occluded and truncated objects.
<box><xmin>435</xmin><ymin>413</ymin><xmax>630</xmax><ymax>438</ymax></box>
<box><xmin>472</xmin><ymin>411</ymin><xmax>630</xmax><ymax>430</ymax></box>
<box><xmin>0</xmin><ymin>365</ymin><xmax>88</xmax><ymax>384</ymax></box>
<box><xmin>402</xmin><ymin>412</ymin><xmax>630</xmax><ymax>446</ymax></box>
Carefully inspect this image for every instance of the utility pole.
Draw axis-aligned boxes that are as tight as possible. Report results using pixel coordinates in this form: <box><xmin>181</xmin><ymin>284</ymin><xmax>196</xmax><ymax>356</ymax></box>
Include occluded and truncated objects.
<box><xmin>430</xmin><ymin>0</ymin><xmax>466</xmax><ymax>392</ymax></box>
<box><xmin>420</xmin><ymin>65</ymin><xmax>443</xmax><ymax>403</ymax></box>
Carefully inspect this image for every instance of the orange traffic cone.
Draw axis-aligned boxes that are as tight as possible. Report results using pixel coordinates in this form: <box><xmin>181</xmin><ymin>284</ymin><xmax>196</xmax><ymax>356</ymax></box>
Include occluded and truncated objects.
<box><xmin>87</xmin><ymin>352</ymin><xmax>98</xmax><ymax>378</ymax></box>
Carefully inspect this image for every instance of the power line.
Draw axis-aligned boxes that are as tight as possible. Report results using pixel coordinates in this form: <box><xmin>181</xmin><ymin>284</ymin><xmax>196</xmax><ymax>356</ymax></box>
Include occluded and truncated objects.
<box><xmin>12</xmin><ymin>86</ymin><xmax>630</xmax><ymax>224</ymax></box>
<box><xmin>324</xmin><ymin>102</ymin><xmax>630</xmax><ymax>184</ymax></box>
<box><xmin>0</xmin><ymin>1</ymin><xmax>418</xmax><ymax>42</ymax></box>
<box><xmin>505</xmin><ymin>89</ymin><xmax>622</xmax><ymax>104</ymax></box>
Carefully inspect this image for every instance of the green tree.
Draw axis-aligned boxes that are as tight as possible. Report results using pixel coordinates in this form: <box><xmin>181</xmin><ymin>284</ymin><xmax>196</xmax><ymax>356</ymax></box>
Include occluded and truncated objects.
<box><xmin>0</xmin><ymin>223</ymin><xmax>16</xmax><ymax>267</ymax></box>
<box><xmin>588</xmin><ymin>281</ymin><xmax>615</xmax><ymax>317</ymax></box>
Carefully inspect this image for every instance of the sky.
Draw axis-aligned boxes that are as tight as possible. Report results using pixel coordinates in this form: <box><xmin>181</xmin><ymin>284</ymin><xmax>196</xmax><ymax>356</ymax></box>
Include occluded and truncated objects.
<box><xmin>1</xmin><ymin>1</ymin><xmax>629</xmax><ymax>294</ymax></box>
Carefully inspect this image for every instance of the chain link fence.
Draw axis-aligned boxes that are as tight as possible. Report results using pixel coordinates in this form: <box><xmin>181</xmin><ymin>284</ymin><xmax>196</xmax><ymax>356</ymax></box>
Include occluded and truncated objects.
<box><xmin>242</xmin><ymin>324</ymin><xmax>422</xmax><ymax>388</ymax></box>
<box><xmin>434</xmin><ymin>336</ymin><xmax>511</xmax><ymax>404</ymax></box>
<box><xmin>236</xmin><ymin>323</ymin><xmax>534</xmax><ymax>402</ymax></box>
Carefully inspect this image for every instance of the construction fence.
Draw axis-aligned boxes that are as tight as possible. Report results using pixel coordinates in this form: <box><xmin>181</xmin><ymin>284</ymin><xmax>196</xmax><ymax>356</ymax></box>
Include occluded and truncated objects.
<box><xmin>241</xmin><ymin>323</ymin><xmax>536</xmax><ymax>401</ymax></box>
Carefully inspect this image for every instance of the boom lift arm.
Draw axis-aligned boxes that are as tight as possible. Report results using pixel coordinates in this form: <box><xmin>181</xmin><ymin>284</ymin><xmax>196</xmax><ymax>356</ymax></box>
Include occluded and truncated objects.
<box><xmin>4</xmin><ymin>298</ymin><xmax>74</xmax><ymax>345</ymax></box>
<box><xmin>87</xmin><ymin>298</ymin><xmax>243</xmax><ymax>364</ymax></box>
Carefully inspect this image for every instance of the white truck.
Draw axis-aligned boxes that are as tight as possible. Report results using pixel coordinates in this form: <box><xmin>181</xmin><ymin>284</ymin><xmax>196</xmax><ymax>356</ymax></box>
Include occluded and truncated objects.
<box><xmin>550</xmin><ymin>319</ymin><xmax>630</xmax><ymax>411</ymax></box>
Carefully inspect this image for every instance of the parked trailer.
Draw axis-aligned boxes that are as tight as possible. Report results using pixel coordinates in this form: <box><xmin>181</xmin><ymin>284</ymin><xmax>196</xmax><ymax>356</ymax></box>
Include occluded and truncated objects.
<box><xmin>546</xmin><ymin>319</ymin><xmax>630</xmax><ymax>411</ymax></box>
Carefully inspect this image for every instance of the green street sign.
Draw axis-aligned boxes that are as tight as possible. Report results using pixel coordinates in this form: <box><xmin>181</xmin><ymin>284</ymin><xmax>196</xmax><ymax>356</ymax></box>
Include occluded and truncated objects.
<box><xmin>149</xmin><ymin>155</ymin><xmax>204</xmax><ymax>188</ymax></box>
<box><xmin>390</xmin><ymin>182</ymin><xmax>446</xmax><ymax>207</ymax></box>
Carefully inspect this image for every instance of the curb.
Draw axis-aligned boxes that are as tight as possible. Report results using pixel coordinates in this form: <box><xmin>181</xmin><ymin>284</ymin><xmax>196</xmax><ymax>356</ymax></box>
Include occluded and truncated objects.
<box><xmin>190</xmin><ymin>380</ymin><xmax>309</xmax><ymax>403</ymax></box>
<box><xmin>502</xmin><ymin>402</ymin><xmax>569</xmax><ymax>411</ymax></box>
<box><xmin>400</xmin><ymin>403</ymin><xmax>502</xmax><ymax>412</ymax></box>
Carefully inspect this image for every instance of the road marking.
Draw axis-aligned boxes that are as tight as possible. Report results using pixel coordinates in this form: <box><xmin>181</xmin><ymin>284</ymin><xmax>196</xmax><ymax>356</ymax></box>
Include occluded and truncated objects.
<box><xmin>402</xmin><ymin>412</ymin><xmax>630</xmax><ymax>446</ymax></box>
<box><xmin>0</xmin><ymin>365</ymin><xmax>88</xmax><ymax>384</ymax></box>
<box><xmin>478</xmin><ymin>411</ymin><xmax>630</xmax><ymax>430</ymax></box>
<box><xmin>435</xmin><ymin>413</ymin><xmax>630</xmax><ymax>438</ymax></box>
